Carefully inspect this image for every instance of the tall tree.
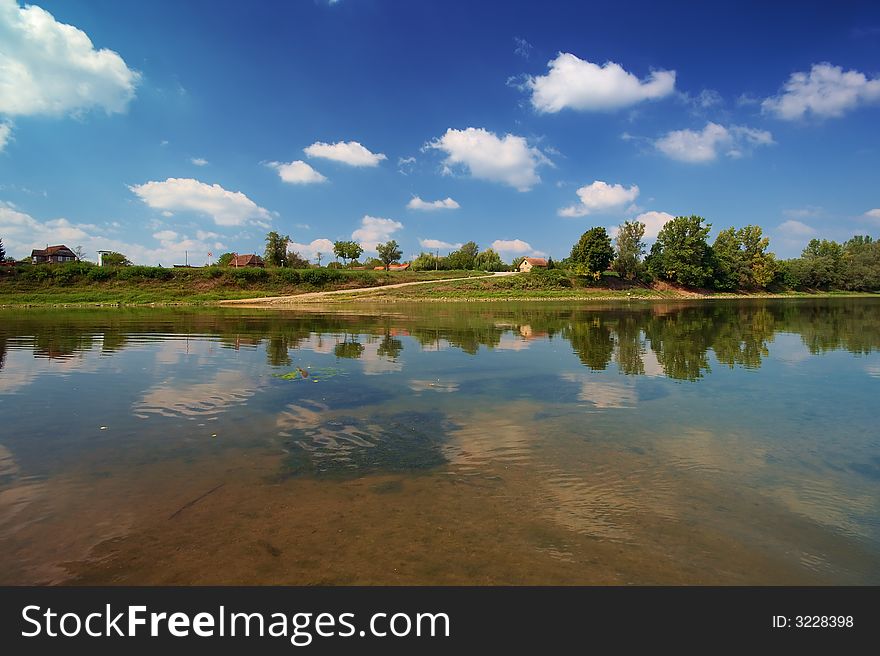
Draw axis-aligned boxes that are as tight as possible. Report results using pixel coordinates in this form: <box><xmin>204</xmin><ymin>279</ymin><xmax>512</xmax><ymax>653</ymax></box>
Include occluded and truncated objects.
<box><xmin>264</xmin><ymin>231</ymin><xmax>290</xmax><ymax>267</ymax></box>
<box><xmin>646</xmin><ymin>215</ymin><xmax>714</xmax><ymax>287</ymax></box>
<box><xmin>474</xmin><ymin>248</ymin><xmax>504</xmax><ymax>271</ymax></box>
<box><xmin>570</xmin><ymin>227</ymin><xmax>614</xmax><ymax>275</ymax></box>
<box><xmin>739</xmin><ymin>225</ymin><xmax>775</xmax><ymax>289</ymax></box>
<box><xmin>446</xmin><ymin>241</ymin><xmax>479</xmax><ymax>269</ymax></box>
<box><xmin>376</xmin><ymin>240</ymin><xmax>402</xmax><ymax>270</ymax></box>
<box><xmin>613</xmin><ymin>220</ymin><xmax>646</xmax><ymax>280</ymax></box>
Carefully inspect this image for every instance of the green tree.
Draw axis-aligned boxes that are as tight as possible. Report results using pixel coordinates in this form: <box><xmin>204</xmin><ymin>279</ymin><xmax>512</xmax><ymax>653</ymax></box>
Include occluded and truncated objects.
<box><xmin>446</xmin><ymin>241</ymin><xmax>479</xmax><ymax>269</ymax></box>
<box><xmin>646</xmin><ymin>215</ymin><xmax>714</xmax><ymax>287</ymax></box>
<box><xmin>376</xmin><ymin>240</ymin><xmax>403</xmax><ymax>270</ymax></box>
<box><xmin>511</xmin><ymin>256</ymin><xmax>526</xmax><ymax>271</ymax></box>
<box><xmin>264</xmin><ymin>231</ymin><xmax>290</xmax><ymax>267</ymax></box>
<box><xmin>411</xmin><ymin>251</ymin><xmax>446</xmax><ymax>271</ymax></box>
<box><xmin>800</xmin><ymin>239</ymin><xmax>844</xmax><ymax>289</ymax></box>
<box><xmin>739</xmin><ymin>225</ymin><xmax>776</xmax><ymax>289</ymax></box>
<box><xmin>713</xmin><ymin>225</ymin><xmax>775</xmax><ymax>290</ymax></box>
<box><xmin>570</xmin><ymin>227</ymin><xmax>614</xmax><ymax>275</ymax></box>
<box><xmin>842</xmin><ymin>235</ymin><xmax>880</xmax><ymax>291</ymax></box>
<box><xmin>474</xmin><ymin>248</ymin><xmax>504</xmax><ymax>271</ymax></box>
<box><xmin>613</xmin><ymin>220</ymin><xmax>646</xmax><ymax>280</ymax></box>
<box><xmin>216</xmin><ymin>252</ymin><xmax>235</xmax><ymax>267</ymax></box>
<box><xmin>333</xmin><ymin>240</ymin><xmax>363</xmax><ymax>266</ymax></box>
<box><xmin>712</xmin><ymin>227</ymin><xmax>744</xmax><ymax>291</ymax></box>
<box><xmin>101</xmin><ymin>251</ymin><xmax>131</xmax><ymax>267</ymax></box>
<box><xmin>286</xmin><ymin>251</ymin><xmax>311</xmax><ymax>268</ymax></box>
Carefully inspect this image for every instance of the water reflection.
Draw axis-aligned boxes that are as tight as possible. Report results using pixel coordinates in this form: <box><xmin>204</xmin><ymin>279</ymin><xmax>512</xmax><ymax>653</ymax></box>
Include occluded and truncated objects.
<box><xmin>2</xmin><ymin>299</ymin><xmax>877</xmax><ymax>380</ymax></box>
<box><xmin>1</xmin><ymin>298</ymin><xmax>879</xmax><ymax>585</ymax></box>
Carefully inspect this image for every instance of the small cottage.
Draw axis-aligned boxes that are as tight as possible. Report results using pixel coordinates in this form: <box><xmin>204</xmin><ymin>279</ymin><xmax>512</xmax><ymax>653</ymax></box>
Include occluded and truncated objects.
<box><xmin>228</xmin><ymin>254</ymin><xmax>265</xmax><ymax>268</ymax></box>
<box><xmin>518</xmin><ymin>257</ymin><xmax>548</xmax><ymax>273</ymax></box>
<box><xmin>31</xmin><ymin>245</ymin><xmax>77</xmax><ymax>264</ymax></box>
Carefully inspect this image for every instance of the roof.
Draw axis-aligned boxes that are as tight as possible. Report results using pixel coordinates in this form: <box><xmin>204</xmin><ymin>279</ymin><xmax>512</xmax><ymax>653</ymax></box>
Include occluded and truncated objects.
<box><xmin>32</xmin><ymin>245</ymin><xmax>75</xmax><ymax>257</ymax></box>
<box><xmin>374</xmin><ymin>262</ymin><xmax>410</xmax><ymax>270</ymax></box>
<box><xmin>229</xmin><ymin>254</ymin><xmax>264</xmax><ymax>266</ymax></box>
<box><xmin>522</xmin><ymin>257</ymin><xmax>548</xmax><ymax>266</ymax></box>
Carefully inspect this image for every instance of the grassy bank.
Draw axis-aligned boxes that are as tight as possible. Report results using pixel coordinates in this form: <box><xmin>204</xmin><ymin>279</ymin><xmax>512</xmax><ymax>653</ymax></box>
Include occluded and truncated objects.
<box><xmin>0</xmin><ymin>263</ymin><xmax>483</xmax><ymax>306</ymax></box>
<box><xmin>290</xmin><ymin>270</ymin><xmax>878</xmax><ymax>303</ymax></box>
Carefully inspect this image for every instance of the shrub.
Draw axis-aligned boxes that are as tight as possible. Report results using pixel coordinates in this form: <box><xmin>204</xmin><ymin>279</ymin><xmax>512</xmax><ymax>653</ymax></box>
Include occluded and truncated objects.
<box><xmin>87</xmin><ymin>267</ymin><xmax>114</xmax><ymax>282</ymax></box>
<box><xmin>276</xmin><ymin>269</ymin><xmax>301</xmax><ymax>284</ymax></box>
<box><xmin>230</xmin><ymin>267</ymin><xmax>268</xmax><ymax>283</ymax></box>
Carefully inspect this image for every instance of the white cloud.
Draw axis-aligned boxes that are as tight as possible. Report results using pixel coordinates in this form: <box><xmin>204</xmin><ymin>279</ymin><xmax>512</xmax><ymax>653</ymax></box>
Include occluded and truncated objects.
<box><xmin>351</xmin><ymin>215</ymin><xmax>403</xmax><ymax>252</ymax></box>
<box><xmin>527</xmin><ymin>53</ymin><xmax>675</xmax><ymax>113</ymax></box>
<box><xmin>783</xmin><ymin>206</ymin><xmax>825</xmax><ymax>219</ymax></box>
<box><xmin>0</xmin><ymin>203</ymin><xmax>222</xmax><ymax>266</ymax></box>
<box><xmin>778</xmin><ymin>220</ymin><xmax>817</xmax><ymax>237</ymax></box>
<box><xmin>0</xmin><ymin>121</ymin><xmax>10</xmax><ymax>151</ymax></box>
<box><xmin>190</xmin><ymin>157</ymin><xmax>208</xmax><ymax>166</ymax></box>
<box><xmin>407</xmin><ymin>196</ymin><xmax>460</xmax><ymax>211</ymax></box>
<box><xmin>427</xmin><ymin>127</ymin><xmax>549</xmax><ymax>191</ymax></box>
<box><xmin>303</xmin><ymin>140</ymin><xmax>386</xmax><ymax>167</ymax></box>
<box><xmin>762</xmin><ymin>63</ymin><xmax>880</xmax><ymax>120</ymax></box>
<box><xmin>491</xmin><ymin>239</ymin><xmax>543</xmax><ymax>256</ymax></box>
<box><xmin>559</xmin><ymin>181</ymin><xmax>639</xmax><ymax>217</ymax></box>
<box><xmin>129</xmin><ymin>178</ymin><xmax>272</xmax><ymax>227</ymax></box>
<box><xmin>289</xmin><ymin>238</ymin><xmax>335</xmax><ymax>260</ymax></box>
<box><xmin>268</xmin><ymin>160</ymin><xmax>327</xmax><ymax>184</ymax></box>
<box><xmin>864</xmin><ymin>209</ymin><xmax>880</xmax><ymax>220</ymax></box>
<box><xmin>419</xmin><ymin>238</ymin><xmax>462</xmax><ymax>251</ymax></box>
<box><xmin>654</xmin><ymin>122</ymin><xmax>774</xmax><ymax>163</ymax></box>
<box><xmin>0</xmin><ymin>0</ymin><xmax>139</xmax><ymax>116</ymax></box>
<box><xmin>629</xmin><ymin>211</ymin><xmax>674</xmax><ymax>240</ymax></box>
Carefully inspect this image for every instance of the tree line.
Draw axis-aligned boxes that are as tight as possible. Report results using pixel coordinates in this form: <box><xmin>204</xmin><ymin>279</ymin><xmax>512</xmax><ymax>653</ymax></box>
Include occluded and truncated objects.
<box><xmin>3</xmin><ymin>219</ymin><xmax>878</xmax><ymax>290</ymax></box>
<box><xmin>565</xmin><ymin>216</ymin><xmax>880</xmax><ymax>292</ymax></box>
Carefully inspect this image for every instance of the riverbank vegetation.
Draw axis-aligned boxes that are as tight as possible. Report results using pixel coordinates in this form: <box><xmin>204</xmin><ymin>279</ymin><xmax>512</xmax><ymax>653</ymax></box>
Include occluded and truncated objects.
<box><xmin>0</xmin><ymin>262</ymin><xmax>482</xmax><ymax>305</ymax></box>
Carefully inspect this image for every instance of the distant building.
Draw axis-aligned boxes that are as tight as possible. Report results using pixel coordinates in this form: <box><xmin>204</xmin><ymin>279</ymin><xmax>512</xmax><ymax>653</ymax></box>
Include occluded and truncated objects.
<box><xmin>518</xmin><ymin>257</ymin><xmax>548</xmax><ymax>273</ymax></box>
<box><xmin>31</xmin><ymin>245</ymin><xmax>76</xmax><ymax>264</ymax></box>
<box><xmin>228</xmin><ymin>254</ymin><xmax>265</xmax><ymax>268</ymax></box>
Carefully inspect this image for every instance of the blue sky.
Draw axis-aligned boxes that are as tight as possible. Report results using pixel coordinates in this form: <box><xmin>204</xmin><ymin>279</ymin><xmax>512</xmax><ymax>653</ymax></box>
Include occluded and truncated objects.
<box><xmin>1</xmin><ymin>0</ymin><xmax>879</xmax><ymax>265</ymax></box>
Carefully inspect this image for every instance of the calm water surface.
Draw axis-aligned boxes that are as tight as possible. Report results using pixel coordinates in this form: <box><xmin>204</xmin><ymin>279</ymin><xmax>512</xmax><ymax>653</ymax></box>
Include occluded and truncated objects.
<box><xmin>1</xmin><ymin>299</ymin><xmax>878</xmax><ymax>584</ymax></box>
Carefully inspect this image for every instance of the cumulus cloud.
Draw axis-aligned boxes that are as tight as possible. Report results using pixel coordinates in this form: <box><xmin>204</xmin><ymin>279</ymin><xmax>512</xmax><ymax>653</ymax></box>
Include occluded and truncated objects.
<box><xmin>629</xmin><ymin>211</ymin><xmax>674</xmax><ymax>240</ymax></box>
<box><xmin>427</xmin><ymin>127</ymin><xmax>549</xmax><ymax>191</ymax></box>
<box><xmin>289</xmin><ymin>238</ymin><xmax>335</xmax><ymax>260</ymax></box>
<box><xmin>778</xmin><ymin>220</ymin><xmax>817</xmax><ymax>237</ymax></box>
<box><xmin>864</xmin><ymin>209</ymin><xmax>880</xmax><ymax>220</ymax></box>
<box><xmin>0</xmin><ymin>203</ymin><xmax>223</xmax><ymax>266</ymax></box>
<box><xmin>654</xmin><ymin>122</ymin><xmax>774</xmax><ymax>163</ymax></box>
<box><xmin>351</xmin><ymin>215</ymin><xmax>403</xmax><ymax>251</ymax></box>
<box><xmin>129</xmin><ymin>178</ymin><xmax>272</xmax><ymax>227</ymax></box>
<box><xmin>419</xmin><ymin>238</ymin><xmax>462</xmax><ymax>251</ymax></box>
<box><xmin>559</xmin><ymin>180</ymin><xmax>639</xmax><ymax>217</ymax></box>
<box><xmin>268</xmin><ymin>160</ymin><xmax>327</xmax><ymax>184</ymax></box>
<box><xmin>527</xmin><ymin>53</ymin><xmax>675</xmax><ymax>113</ymax></box>
<box><xmin>304</xmin><ymin>140</ymin><xmax>386</xmax><ymax>167</ymax></box>
<box><xmin>762</xmin><ymin>63</ymin><xmax>880</xmax><ymax>120</ymax></box>
<box><xmin>407</xmin><ymin>196</ymin><xmax>460</xmax><ymax>211</ymax></box>
<box><xmin>190</xmin><ymin>157</ymin><xmax>208</xmax><ymax>166</ymax></box>
<box><xmin>491</xmin><ymin>238</ymin><xmax>542</xmax><ymax>256</ymax></box>
<box><xmin>0</xmin><ymin>0</ymin><xmax>139</xmax><ymax>116</ymax></box>
<box><xmin>0</xmin><ymin>121</ymin><xmax>10</xmax><ymax>151</ymax></box>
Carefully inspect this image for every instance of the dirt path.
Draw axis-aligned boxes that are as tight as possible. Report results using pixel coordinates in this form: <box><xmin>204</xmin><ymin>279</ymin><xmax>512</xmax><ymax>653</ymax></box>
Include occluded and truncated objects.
<box><xmin>219</xmin><ymin>271</ymin><xmax>516</xmax><ymax>305</ymax></box>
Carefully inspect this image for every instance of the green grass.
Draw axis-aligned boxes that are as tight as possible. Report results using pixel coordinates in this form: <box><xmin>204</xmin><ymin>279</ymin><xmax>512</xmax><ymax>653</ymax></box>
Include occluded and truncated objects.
<box><xmin>0</xmin><ymin>264</ymin><xmax>484</xmax><ymax>306</ymax></box>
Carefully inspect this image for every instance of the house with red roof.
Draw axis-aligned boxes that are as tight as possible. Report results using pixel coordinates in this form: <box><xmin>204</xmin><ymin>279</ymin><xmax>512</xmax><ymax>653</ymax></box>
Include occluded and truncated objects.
<box><xmin>518</xmin><ymin>257</ymin><xmax>548</xmax><ymax>272</ymax></box>
<box><xmin>31</xmin><ymin>245</ymin><xmax>77</xmax><ymax>264</ymax></box>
